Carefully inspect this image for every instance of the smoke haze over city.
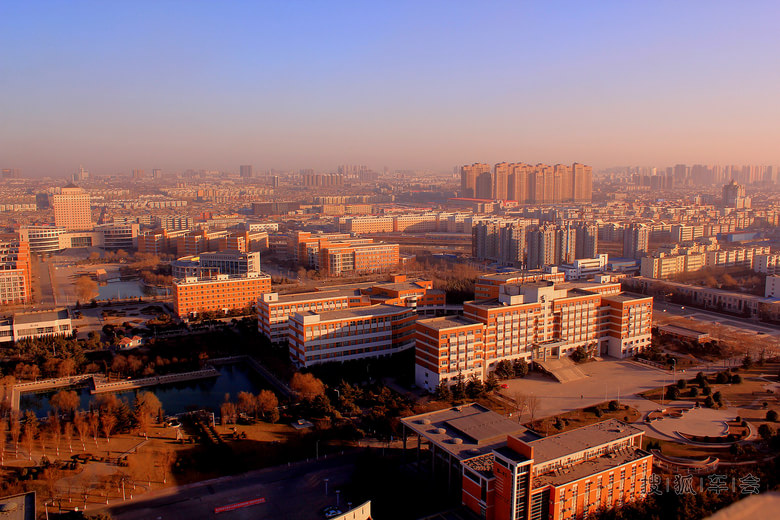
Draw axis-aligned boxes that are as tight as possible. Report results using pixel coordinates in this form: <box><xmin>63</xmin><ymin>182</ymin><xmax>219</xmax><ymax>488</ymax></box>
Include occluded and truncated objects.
<box><xmin>3</xmin><ymin>1</ymin><xmax>780</xmax><ymax>176</ymax></box>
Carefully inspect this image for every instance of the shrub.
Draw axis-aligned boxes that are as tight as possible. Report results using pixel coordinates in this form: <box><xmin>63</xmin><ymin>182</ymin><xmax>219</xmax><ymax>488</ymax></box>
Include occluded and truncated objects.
<box><xmin>758</xmin><ymin>423</ymin><xmax>774</xmax><ymax>440</ymax></box>
<box><xmin>689</xmin><ymin>387</ymin><xmax>699</xmax><ymax>398</ymax></box>
<box><xmin>767</xmin><ymin>409</ymin><xmax>778</xmax><ymax>422</ymax></box>
<box><xmin>731</xmin><ymin>374</ymin><xmax>742</xmax><ymax>384</ymax></box>
<box><xmin>668</xmin><ymin>387</ymin><xmax>680</xmax><ymax>400</ymax></box>
<box><xmin>677</xmin><ymin>379</ymin><xmax>687</xmax><ymax>389</ymax></box>
<box><xmin>704</xmin><ymin>396</ymin><xmax>714</xmax><ymax>408</ymax></box>
<box><xmin>713</xmin><ymin>391</ymin><xmax>722</xmax><ymax>404</ymax></box>
<box><xmin>594</xmin><ymin>408</ymin><xmax>603</xmax><ymax>418</ymax></box>
<box><xmin>608</xmin><ymin>400</ymin><xmax>619</xmax><ymax>411</ymax></box>
<box><xmin>715</xmin><ymin>372</ymin><xmax>729</xmax><ymax>384</ymax></box>
<box><xmin>702</xmin><ymin>386</ymin><xmax>712</xmax><ymax>396</ymax></box>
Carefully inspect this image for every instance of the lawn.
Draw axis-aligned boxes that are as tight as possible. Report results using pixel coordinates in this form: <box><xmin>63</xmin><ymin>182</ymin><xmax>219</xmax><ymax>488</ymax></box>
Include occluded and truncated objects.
<box><xmin>524</xmin><ymin>402</ymin><xmax>641</xmax><ymax>436</ymax></box>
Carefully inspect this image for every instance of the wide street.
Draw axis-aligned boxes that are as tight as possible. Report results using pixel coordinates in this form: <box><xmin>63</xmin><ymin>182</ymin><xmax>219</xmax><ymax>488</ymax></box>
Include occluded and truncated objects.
<box><xmin>107</xmin><ymin>452</ymin><xmax>358</xmax><ymax>520</ymax></box>
<box><xmin>653</xmin><ymin>300</ymin><xmax>780</xmax><ymax>338</ymax></box>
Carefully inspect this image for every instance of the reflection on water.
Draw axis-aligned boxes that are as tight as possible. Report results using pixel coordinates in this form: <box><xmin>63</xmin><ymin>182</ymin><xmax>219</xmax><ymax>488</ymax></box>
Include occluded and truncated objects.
<box><xmin>19</xmin><ymin>364</ymin><xmax>272</xmax><ymax>417</ymax></box>
<box><xmin>97</xmin><ymin>280</ymin><xmax>169</xmax><ymax>300</ymax></box>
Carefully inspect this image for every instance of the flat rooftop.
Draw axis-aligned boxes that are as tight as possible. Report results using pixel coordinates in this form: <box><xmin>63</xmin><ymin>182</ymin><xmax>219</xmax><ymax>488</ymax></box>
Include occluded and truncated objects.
<box><xmin>416</xmin><ymin>316</ymin><xmax>481</xmax><ymax>331</ymax></box>
<box><xmin>659</xmin><ymin>324</ymin><xmax>709</xmax><ymax>336</ymax></box>
<box><xmin>271</xmin><ymin>288</ymin><xmax>363</xmax><ymax>303</ymax></box>
<box><xmin>527</xmin><ymin>419</ymin><xmax>643</xmax><ymax>465</ymax></box>
<box><xmin>601</xmin><ymin>292</ymin><xmax>651</xmax><ymax>303</ymax></box>
<box><xmin>402</xmin><ymin>403</ymin><xmax>539</xmax><ymax>460</ymax></box>
<box><xmin>307</xmin><ymin>304</ymin><xmax>409</xmax><ymax>321</ymax></box>
<box><xmin>14</xmin><ymin>308</ymin><xmax>69</xmax><ymax>324</ymax></box>
<box><xmin>534</xmin><ymin>447</ymin><xmax>650</xmax><ymax>488</ymax></box>
<box><xmin>478</xmin><ymin>270</ymin><xmax>552</xmax><ymax>283</ymax></box>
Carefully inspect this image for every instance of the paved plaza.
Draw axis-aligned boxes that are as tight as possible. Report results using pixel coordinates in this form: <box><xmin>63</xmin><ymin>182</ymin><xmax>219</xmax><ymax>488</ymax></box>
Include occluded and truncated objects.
<box><xmin>647</xmin><ymin>407</ymin><xmax>734</xmax><ymax>440</ymax></box>
<box><xmin>498</xmin><ymin>359</ymin><xmax>681</xmax><ymax>420</ymax></box>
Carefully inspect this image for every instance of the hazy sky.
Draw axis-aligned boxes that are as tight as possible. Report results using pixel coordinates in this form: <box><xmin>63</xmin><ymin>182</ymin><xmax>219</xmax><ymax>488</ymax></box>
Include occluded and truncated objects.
<box><xmin>2</xmin><ymin>1</ymin><xmax>780</xmax><ymax>177</ymax></box>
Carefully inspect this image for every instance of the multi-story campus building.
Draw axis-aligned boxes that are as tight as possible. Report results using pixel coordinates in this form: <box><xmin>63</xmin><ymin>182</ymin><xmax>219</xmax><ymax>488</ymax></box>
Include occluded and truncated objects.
<box><xmin>0</xmin><ymin>308</ymin><xmax>73</xmax><ymax>343</ymax></box>
<box><xmin>257</xmin><ymin>275</ymin><xmax>445</xmax><ymax>345</ymax></box>
<box><xmin>172</xmin><ymin>272</ymin><xmax>272</xmax><ymax>317</ymax></box>
<box><xmin>288</xmin><ymin>304</ymin><xmax>416</xmax><ymax>368</ymax></box>
<box><xmin>474</xmin><ymin>269</ymin><xmax>566</xmax><ymax>300</ymax></box>
<box><xmin>0</xmin><ymin>237</ymin><xmax>31</xmax><ymax>305</ymax></box>
<box><xmin>287</xmin><ymin>231</ymin><xmax>400</xmax><ymax>276</ymax></box>
<box><xmin>639</xmin><ymin>245</ymin><xmax>770</xmax><ymax>279</ymax></box>
<box><xmin>402</xmin><ymin>406</ymin><xmax>652</xmax><ymax>520</ymax></box>
<box><xmin>754</xmin><ymin>253</ymin><xmax>780</xmax><ymax>275</ymax></box>
<box><xmin>52</xmin><ymin>184</ymin><xmax>92</xmax><ymax>231</ymax></box>
<box><xmin>415</xmin><ymin>279</ymin><xmax>651</xmax><ymax>392</ymax></box>
<box><xmin>171</xmin><ymin>250</ymin><xmax>261</xmax><ymax>278</ymax></box>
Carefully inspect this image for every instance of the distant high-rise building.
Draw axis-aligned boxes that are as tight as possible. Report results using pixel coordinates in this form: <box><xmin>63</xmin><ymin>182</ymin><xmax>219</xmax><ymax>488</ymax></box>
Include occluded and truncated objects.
<box><xmin>623</xmin><ymin>223</ymin><xmax>649</xmax><ymax>259</ymax></box>
<box><xmin>556</xmin><ymin>224</ymin><xmax>577</xmax><ymax>264</ymax></box>
<box><xmin>132</xmin><ymin>169</ymin><xmax>145</xmax><ymax>179</ymax></box>
<box><xmin>151</xmin><ymin>168</ymin><xmax>162</xmax><ymax>179</ymax></box>
<box><xmin>240</xmin><ymin>165</ymin><xmax>253</xmax><ymax>178</ymax></box>
<box><xmin>722</xmin><ymin>180</ymin><xmax>750</xmax><ymax>209</ymax></box>
<box><xmin>475</xmin><ymin>170</ymin><xmax>493</xmax><ymax>199</ymax></box>
<box><xmin>572</xmin><ymin>163</ymin><xmax>592</xmax><ymax>201</ymax></box>
<box><xmin>575</xmin><ymin>222</ymin><xmax>599</xmax><ymax>258</ymax></box>
<box><xmin>1</xmin><ymin>168</ymin><xmax>21</xmax><ymax>179</ymax></box>
<box><xmin>673</xmin><ymin>164</ymin><xmax>688</xmax><ymax>186</ymax></box>
<box><xmin>471</xmin><ymin>220</ymin><xmax>529</xmax><ymax>267</ymax></box>
<box><xmin>52</xmin><ymin>184</ymin><xmax>92</xmax><ymax>231</ymax></box>
<box><xmin>460</xmin><ymin>163</ymin><xmax>491</xmax><ymax>199</ymax></box>
<box><xmin>73</xmin><ymin>165</ymin><xmax>89</xmax><ymax>182</ymax></box>
<box><xmin>493</xmin><ymin>162</ymin><xmax>510</xmax><ymax>200</ymax></box>
<box><xmin>527</xmin><ymin>224</ymin><xmax>558</xmax><ymax>268</ymax></box>
<box><xmin>462</xmin><ymin>161</ymin><xmax>592</xmax><ymax>203</ymax></box>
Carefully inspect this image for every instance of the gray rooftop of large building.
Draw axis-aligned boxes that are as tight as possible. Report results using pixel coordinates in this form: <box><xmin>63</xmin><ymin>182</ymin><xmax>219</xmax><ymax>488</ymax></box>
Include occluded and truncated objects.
<box><xmin>402</xmin><ymin>403</ymin><xmax>539</xmax><ymax>460</ymax></box>
<box><xmin>273</xmin><ymin>288</ymin><xmax>363</xmax><ymax>303</ymax></box>
<box><xmin>601</xmin><ymin>292</ymin><xmax>651</xmax><ymax>303</ymax></box>
<box><xmin>534</xmin><ymin>446</ymin><xmax>650</xmax><ymax>488</ymax></box>
<box><xmin>416</xmin><ymin>316</ymin><xmax>481</xmax><ymax>330</ymax></box>
<box><xmin>527</xmin><ymin>419</ymin><xmax>643</xmax><ymax>464</ymax></box>
<box><xmin>13</xmin><ymin>308</ymin><xmax>69</xmax><ymax>324</ymax></box>
<box><xmin>307</xmin><ymin>303</ymin><xmax>410</xmax><ymax>321</ymax></box>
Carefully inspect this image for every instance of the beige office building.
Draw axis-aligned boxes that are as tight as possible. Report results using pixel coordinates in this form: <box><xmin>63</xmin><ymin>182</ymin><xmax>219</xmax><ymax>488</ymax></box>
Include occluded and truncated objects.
<box><xmin>52</xmin><ymin>185</ymin><xmax>92</xmax><ymax>231</ymax></box>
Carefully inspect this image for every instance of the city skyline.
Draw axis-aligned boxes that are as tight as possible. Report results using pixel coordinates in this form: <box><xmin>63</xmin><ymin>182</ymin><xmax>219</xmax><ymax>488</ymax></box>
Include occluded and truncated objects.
<box><xmin>3</xmin><ymin>1</ymin><xmax>780</xmax><ymax>176</ymax></box>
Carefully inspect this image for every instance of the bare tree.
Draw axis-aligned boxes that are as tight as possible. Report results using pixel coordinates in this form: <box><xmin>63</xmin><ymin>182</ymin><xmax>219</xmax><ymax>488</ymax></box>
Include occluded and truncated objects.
<box><xmin>9</xmin><ymin>411</ymin><xmax>21</xmax><ymax>456</ymax></box>
<box><xmin>63</xmin><ymin>421</ymin><xmax>74</xmax><ymax>453</ymax></box>
<box><xmin>48</xmin><ymin>413</ymin><xmax>62</xmax><ymax>456</ymax></box>
<box><xmin>256</xmin><ymin>390</ymin><xmax>278</xmax><ymax>422</ymax></box>
<box><xmin>157</xmin><ymin>449</ymin><xmax>175</xmax><ymax>484</ymax></box>
<box><xmin>74</xmin><ymin>412</ymin><xmax>89</xmax><ymax>450</ymax></box>
<box><xmin>513</xmin><ymin>392</ymin><xmax>528</xmax><ymax>421</ymax></box>
<box><xmin>237</xmin><ymin>391</ymin><xmax>257</xmax><ymax>418</ymax></box>
<box><xmin>50</xmin><ymin>390</ymin><xmax>80</xmax><ymax>417</ymax></box>
<box><xmin>22</xmin><ymin>427</ymin><xmax>34</xmax><ymax>461</ymax></box>
<box><xmin>527</xmin><ymin>394</ymin><xmax>541</xmax><ymax>422</ymax></box>
<box><xmin>101</xmin><ymin>414</ymin><xmax>118</xmax><ymax>443</ymax></box>
<box><xmin>88</xmin><ymin>412</ymin><xmax>100</xmax><ymax>446</ymax></box>
<box><xmin>0</xmin><ymin>417</ymin><xmax>6</xmax><ymax>464</ymax></box>
<box><xmin>290</xmin><ymin>373</ymin><xmax>325</xmax><ymax>400</ymax></box>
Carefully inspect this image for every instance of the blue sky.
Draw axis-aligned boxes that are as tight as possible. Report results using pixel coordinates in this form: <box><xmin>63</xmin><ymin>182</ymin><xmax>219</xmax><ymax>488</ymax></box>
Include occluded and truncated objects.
<box><xmin>2</xmin><ymin>1</ymin><xmax>779</xmax><ymax>176</ymax></box>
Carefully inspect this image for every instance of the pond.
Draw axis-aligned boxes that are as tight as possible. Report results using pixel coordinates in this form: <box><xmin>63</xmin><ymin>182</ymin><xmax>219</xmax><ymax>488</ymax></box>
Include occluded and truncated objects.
<box><xmin>19</xmin><ymin>363</ymin><xmax>273</xmax><ymax>417</ymax></box>
<box><xmin>97</xmin><ymin>280</ymin><xmax>170</xmax><ymax>300</ymax></box>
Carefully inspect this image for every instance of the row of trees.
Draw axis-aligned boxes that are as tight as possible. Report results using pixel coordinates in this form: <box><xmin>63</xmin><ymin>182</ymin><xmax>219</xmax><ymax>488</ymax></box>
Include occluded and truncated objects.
<box><xmin>220</xmin><ymin>390</ymin><xmax>279</xmax><ymax>424</ymax></box>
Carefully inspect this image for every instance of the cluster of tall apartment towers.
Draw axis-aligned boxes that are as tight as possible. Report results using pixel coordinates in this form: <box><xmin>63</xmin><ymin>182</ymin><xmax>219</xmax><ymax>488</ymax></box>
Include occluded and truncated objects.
<box><xmin>460</xmin><ymin>162</ymin><xmax>593</xmax><ymax>203</ymax></box>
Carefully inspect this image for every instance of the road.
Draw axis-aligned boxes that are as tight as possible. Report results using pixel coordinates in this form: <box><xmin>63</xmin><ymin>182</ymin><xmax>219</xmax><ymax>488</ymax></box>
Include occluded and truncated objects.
<box><xmin>653</xmin><ymin>300</ymin><xmax>780</xmax><ymax>338</ymax></box>
<box><xmin>33</xmin><ymin>257</ymin><xmax>57</xmax><ymax>307</ymax></box>
<box><xmin>108</xmin><ymin>452</ymin><xmax>358</xmax><ymax>520</ymax></box>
